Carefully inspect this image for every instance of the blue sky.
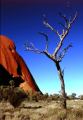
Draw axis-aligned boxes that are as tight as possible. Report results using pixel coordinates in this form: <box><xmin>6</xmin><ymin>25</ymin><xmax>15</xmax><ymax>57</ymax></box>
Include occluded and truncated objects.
<box><xmin>1</xmin><ymin>0</ymin><xmax>83</xmax><ymax>96</ymax></box>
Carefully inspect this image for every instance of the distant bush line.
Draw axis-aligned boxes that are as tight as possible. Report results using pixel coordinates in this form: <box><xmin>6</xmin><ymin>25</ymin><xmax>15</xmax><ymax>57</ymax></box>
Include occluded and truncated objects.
<box><xmin>0</xmin><ymin>80</ymin><xmax>83</xmax><ymax>107</ymax></box>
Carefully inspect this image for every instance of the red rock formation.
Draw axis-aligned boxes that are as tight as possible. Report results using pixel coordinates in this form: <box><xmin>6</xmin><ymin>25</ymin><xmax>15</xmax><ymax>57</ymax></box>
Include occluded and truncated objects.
<box><xmin>0</xmin><ymin>35</ymin><xmax>41</xmax><ymax>92</ymax></box>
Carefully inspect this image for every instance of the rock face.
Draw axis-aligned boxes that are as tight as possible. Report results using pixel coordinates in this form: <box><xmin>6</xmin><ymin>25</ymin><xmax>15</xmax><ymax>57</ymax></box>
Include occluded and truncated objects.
<box><xmin>0</xmin><ymin>35</ymin><xmax>41</xmax><ymax>92</ymax></box>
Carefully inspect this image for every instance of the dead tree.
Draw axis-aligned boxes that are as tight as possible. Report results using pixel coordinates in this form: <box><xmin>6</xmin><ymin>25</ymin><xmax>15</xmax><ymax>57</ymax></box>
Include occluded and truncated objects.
<box><xmin>25</xmin><ymin>12</ymin><xmax>77</xmax><ymax>109</ymax></box>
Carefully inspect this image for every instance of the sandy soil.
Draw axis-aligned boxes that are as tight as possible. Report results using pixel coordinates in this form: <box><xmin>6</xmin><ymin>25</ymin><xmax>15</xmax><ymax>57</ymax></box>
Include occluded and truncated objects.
<box><xmin>0</xmin><ymin>100</ymin><xmax>83</xmax><ymax>120</ymax></box>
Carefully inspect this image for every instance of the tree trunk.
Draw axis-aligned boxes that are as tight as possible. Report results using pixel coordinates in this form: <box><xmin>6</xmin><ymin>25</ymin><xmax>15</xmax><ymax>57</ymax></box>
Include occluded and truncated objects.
<box><xmin>55</xmin><ymin>61</ymin><xmax>67</xmax><ymax>109</ymax></box>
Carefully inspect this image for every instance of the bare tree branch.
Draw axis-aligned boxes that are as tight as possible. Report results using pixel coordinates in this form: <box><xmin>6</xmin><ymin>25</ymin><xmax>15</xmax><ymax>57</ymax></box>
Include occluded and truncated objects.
<box><xmin>25</xmin><ymin>48</ymin><xmax>44</xmax><ymax>54</ymax></box>
<box><xmin>38</xmin><ymin>32</ymin><xmax>49</xmax><ymax>51</ymax></box>
<box><xmin>25</xmin><ymin>12</ymin><xmax>77</xmax><ymax>61</ymax></box>
<box><xmin>58</xmin><ymin>22</ymin><xmax>68</xmax><ymax>30</ymax></box>
<box><xmin>43</xmin><ymin>51</ymin><xmax>56</xmax><ymax>62</ymax></box>
<box><xmin>43</xmin><ymin>20</ymin><xmax>60</xmax><ymax>37</ymax></box>
<box><xmin>58</xmin><ymin>43</ymin><xmax>72</xmax><ymax>62</ymax></box>
<box><xmin>59</xmin><ymin>12</ymin><xmax>69</xmax><ymax>27</ymax></box>
<box><xmin>52</xmin><ymin>12</ymin><xmax>77</xmax><ymax>57</ymax></box>
<box><xmin>25</xmin><ymin>41</ymin><xmax>53</xmax><ymax>60</ymax></box>
<box><xmin>70</xmin><ymin>11</ymin><xmax>78</xmax><ymax>25</ymax></box>
<box><xmin>25</xmin><ymin>42</ymin><xmax>44</xmax><ymax>54</ymax></box>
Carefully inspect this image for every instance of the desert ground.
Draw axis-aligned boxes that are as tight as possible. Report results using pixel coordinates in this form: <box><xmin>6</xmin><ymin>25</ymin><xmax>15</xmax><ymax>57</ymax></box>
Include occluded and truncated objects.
<box><xmin>0</xmin><ymin>99</ymin><xmax>83</xmax><ymax>120</ymax></box>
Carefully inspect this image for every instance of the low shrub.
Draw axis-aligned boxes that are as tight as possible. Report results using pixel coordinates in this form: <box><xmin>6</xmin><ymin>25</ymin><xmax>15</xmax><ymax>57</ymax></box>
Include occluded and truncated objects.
<box><xmin>0</xmin><ymin>85</ymin><xmax>27</xmax><ymax>107</ymax></box>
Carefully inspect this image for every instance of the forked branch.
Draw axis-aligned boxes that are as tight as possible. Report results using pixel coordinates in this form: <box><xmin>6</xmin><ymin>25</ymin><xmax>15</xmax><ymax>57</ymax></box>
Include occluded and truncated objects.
<box><xmin>58</xmin><ymin>43</ymin><xmax>72</xmax><ymax>62</ymax></box>
<box><xmin>59</xmin><ymin>12</ymin><xmax>69</xmax><ymax>27</ymax></box>
<box><xmin>52</xmin><ymin>12</ymin><xmax>77</xmax><ymax>57</ymax></box>
<box><xmin>43</xmin><ymin>17</ymin><xmax>60</xmax><ymax>37</ymax></box>
<box><xmin>25</xmin><ymin>40</ymin><xmax>53</xmax><ymax>60</ymax></box>
<box><xmin>25</xmin><ymin>12</ymin><xmax>77</xmax><ymax>62</ymax></box>
<box><xmin>24</xmin><ymin>42</ymin><xmax>44</xmax><ymax>54</ymax></box>
<box><xmin>38</xmin><ymin>32</ymin><xmax>49</xmax><ymax>51</ymax></box>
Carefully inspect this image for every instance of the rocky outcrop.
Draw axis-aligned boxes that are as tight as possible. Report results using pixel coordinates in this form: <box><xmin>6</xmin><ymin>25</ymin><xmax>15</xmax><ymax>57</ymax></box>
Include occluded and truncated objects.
<box><xmin>0</xmin><ymin>35</ymin><xmax>41</xmax><ymax>92</ymax></box>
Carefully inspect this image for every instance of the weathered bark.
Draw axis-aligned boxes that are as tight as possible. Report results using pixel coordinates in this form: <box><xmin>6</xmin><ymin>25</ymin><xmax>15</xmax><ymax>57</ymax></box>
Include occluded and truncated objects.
<box><xmin>55</xmin><ymin>61</ymin><xmax>66</xmax><ymax>109</ymax></box>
